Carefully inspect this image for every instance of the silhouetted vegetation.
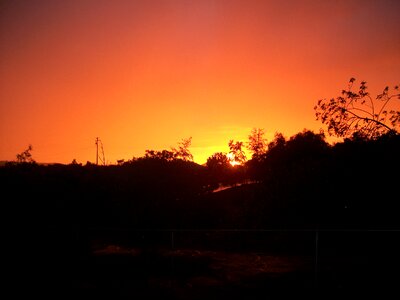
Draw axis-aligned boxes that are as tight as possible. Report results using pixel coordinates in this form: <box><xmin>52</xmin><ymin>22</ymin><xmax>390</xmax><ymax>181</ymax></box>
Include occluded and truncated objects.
<box><xmin>206</xmin><ymin>152</ymin><xmax>231</xmax><ymax>183</ymax></box>
<box><xmin>2</xmin><ymin>81</ymin><xmax>399</xmax><ymax>294</ymax></box>
<box><xmin>247</xmin><ymin>128</ymin><xmax>268</xmax><ymax>160</ymax></box>
<box><xmin>15</xmin><ymin>144</ymin><xmax>36</xmax><ymax>164</ymax></box>
<box><xmin>171</xmin><ymin>137</ymin><xmax>194</xmax><ymax>161</ymax></box>
<box><xmin>228</xmin><ymin>140</ymin><xmax>247</xmax><ymax>165</ymax></box>
<box><xmin>315</xmin><ymin>78</ymin><xmax>400</xmax><ymax>139</ymax></box>
<box><xmin>3</xmin><ymin>128</ymin><xmax>399</xmax><ymax>233</ymax></box>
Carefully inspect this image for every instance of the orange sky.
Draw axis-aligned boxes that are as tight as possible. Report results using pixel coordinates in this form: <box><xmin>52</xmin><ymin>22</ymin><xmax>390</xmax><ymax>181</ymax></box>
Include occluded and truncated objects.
<box><xmin>1</xmin><ymin>0</ymin><xmax>399</xmax><ymax>164</ymax></box>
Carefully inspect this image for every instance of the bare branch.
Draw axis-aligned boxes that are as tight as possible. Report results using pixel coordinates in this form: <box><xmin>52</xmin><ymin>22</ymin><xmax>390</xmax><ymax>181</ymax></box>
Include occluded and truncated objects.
<box><xmin>314</xmin><ymin>78</ymin><xmax>399</xmax><ymax>139</ymax></box>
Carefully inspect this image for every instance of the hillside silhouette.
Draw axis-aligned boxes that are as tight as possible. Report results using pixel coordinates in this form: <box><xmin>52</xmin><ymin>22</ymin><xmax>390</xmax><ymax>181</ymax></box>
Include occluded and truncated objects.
<box><xmin>2</xmin><ymin>79</ymin><xmax>400</xmax><ymax>296</ymax></box>
<box><xmin>2</xmin><ymin>130</ymin><xmax>400</xmax><ymax>296</ymax></box>
<box><xmin>4</xmin><ymin>131</ymin><xmax>399</xmax><ymax>230</ymax></box>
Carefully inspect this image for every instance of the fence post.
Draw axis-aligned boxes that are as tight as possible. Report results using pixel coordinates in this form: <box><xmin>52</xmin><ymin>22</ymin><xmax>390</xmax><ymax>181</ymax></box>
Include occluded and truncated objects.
<box><xmin>314</xmin><ymin>229</ymin><xmax>319</xmax><ymax>289</ymax></box>
<box><xmin>170</xmin><ymin>231</ymin><xmax>175</xmax><ymax>287</ymax></box>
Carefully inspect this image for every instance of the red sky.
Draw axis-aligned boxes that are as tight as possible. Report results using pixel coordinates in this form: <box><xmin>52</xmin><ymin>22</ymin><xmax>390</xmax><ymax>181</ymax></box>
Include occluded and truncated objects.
<box><xmin>1</xmin><ymin>0</ymin><xmax>399</xmax><ymax>164</ymax></box>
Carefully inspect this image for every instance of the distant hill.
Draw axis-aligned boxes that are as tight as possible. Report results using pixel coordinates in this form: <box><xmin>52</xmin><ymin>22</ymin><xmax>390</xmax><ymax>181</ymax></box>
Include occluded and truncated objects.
<box><xmin>0</xmin><ymin>161</ymin><xmax>62</xmax><ymax>166</ymax></box>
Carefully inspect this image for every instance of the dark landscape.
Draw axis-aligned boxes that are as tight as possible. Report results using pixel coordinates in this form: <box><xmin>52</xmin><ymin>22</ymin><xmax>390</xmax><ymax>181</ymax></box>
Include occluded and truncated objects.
<box><xmin>3</xmin><ymin>127</ymin><xmax>400</xmax><ymax>297</ymax></box>
<box><xmin>1</xmin><ymin>1</ymin><xmax>400</xmax><ymax>298</ymax></box>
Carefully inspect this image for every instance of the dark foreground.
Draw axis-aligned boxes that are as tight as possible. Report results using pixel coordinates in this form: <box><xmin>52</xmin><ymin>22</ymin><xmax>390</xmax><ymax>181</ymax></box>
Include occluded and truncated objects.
<box><xmin>3</xmin><ymin>134</ymin><xmax>400</xmax><ymax>297</ymax></box>
<box><xmin>37</xmin><ymin>230</ymin><xmax>398</xmax><ymax>298</ymax></box>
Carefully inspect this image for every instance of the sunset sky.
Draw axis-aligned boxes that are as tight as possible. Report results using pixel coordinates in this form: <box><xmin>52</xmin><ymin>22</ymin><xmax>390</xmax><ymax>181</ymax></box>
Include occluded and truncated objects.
<box><xmin>1</xmin><ymin>0</ymin><xmax>399</xmax><ymax>164</ymax></box>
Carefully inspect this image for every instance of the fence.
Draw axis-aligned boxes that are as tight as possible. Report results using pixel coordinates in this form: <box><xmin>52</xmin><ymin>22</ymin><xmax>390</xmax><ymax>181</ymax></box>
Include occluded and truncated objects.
<box><xmin>85</xmin><ymin>228</ymin><xmax>400</xmax><ymax>291</ymax></box>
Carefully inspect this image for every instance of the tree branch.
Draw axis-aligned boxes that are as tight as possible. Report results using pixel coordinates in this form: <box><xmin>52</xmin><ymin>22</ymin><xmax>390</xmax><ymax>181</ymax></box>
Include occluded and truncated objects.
<box><xmin>344</xmin><ymin>109</ymin><xmax>393</xmax><ymax>132</ymax></box>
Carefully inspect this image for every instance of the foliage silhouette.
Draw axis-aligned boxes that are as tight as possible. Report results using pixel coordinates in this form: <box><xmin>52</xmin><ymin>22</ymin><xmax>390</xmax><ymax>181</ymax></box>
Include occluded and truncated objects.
<box><xmin>228</xmin><ymin>140</ymin><xmax>247</xmax><ymax>165</ymax></box>
<box><xmin>16</xmin><ymin>144</ymin><xmax>35</xmax><ymax>164</ymax></box>
<box><xmin>70</xmin><ymin>159</ymin><xmax>81</xmax><ymax>166</ymax></box>
<box><xmin>3</xmin><ymin>129</ymin><xmax>399</xmax><ymax>232</ymax></box>
<box><xmin>138</xmin><ymin>137</ymin><xmax>194</xmax><ymax>163</ymax></box>
<box><xmin>206</xmin><ymin>152</ymin><xmax>230</xmax><ymax>170</ymax></box>
<box><xmin>4</xmin><ymin>77</ymin><xmax>400</xmax><ymax>294</ymax></box>
<box><xmin>205</xmin><ymin>152</ymin><xmax>239</xmax><ymax>186</ymax></box>
<box><xmin>143</xmin><ymin>149</ymin><xmax>176</xmax><ymax>161</ymax></box>
<box><xmin>3</xmin><ymin>128</ymin><xmax>400</xmax><ymax>295</ymax></box>
<box><xmin>315</xmin><ymin>78</ymin><xmax>400</xmax><ymax>139</ymax></box>
<box><xmin>171</xmin><ymin>137</ymin><xmax>194</xmax><ymax>161</ymax></box>
<box><xmin>247</xmin><ymin>128</ymin><xmax>268</xmax><ymax>160</ymax></box>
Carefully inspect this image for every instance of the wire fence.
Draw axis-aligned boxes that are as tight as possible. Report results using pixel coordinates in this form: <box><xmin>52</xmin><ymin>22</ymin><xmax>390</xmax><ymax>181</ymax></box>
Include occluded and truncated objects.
<box><xmin>86</xmin><ymin>228</ymin><xmax>400</xmax><ymax>290</ymax></box>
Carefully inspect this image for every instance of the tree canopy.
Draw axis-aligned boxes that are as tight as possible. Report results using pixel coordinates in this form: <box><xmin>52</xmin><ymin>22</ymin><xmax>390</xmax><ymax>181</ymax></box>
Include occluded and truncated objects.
<box><xmin>171</xmin><ymin>137</ymin><xmax>193</xmax><ymax>161</ymax></box>
<box><xmin>228</xmin><ymin>140</ymin><xmax>247</xmax><ymax>165</ymax></box>
<box><xmin>16</xmin><ymin>144</ymin><xmax>35</xmax><ymax>164</ymax></box>
<box><xmin>314</xmin><ymin>78</ymin><xmax>400</xmax><ymax>140</ymax></box>
<box><xmin>247</xmin><ymin>128</ymin><xmax>268</xmax><ymax>160</ymax></box>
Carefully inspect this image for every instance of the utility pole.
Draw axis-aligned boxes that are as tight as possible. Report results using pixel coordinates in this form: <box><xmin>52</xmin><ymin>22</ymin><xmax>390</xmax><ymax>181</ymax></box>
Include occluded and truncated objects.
<box><xmin>95</xmin><ymin>137</ymin><xmax>99</xmax><ymax>165</ymax></box>
<box><xmin>95</xmin><ymin>137</ymin><xmax>106</xmax><ymax>166</ymax></box>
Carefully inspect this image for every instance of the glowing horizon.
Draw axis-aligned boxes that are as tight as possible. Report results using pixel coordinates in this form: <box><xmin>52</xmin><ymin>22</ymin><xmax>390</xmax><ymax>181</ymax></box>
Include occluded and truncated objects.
<box><xmin>1</xmin><ymin>0</ymin><xmax>399</xmax><ymax>165</ymax></box>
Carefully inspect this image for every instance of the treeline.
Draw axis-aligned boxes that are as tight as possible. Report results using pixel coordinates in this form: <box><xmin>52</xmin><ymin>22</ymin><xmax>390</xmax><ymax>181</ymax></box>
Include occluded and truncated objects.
<box><xmin>2</xmin><ymin>79</ymin><xmax>399</xmax><ymax>282</ymax></box>
<box><xmin>2</xmin><ymin>128</ymin><xmax>400</xmax><ymax>292</ymax></box>
<box><xmin>2</xmin><ymin>130</ymin><xmax>400</xmax><ymax>231</ymax></box>
<box><xmin>249</xmin><ymin>130</ymin><xmax>400</xmax><ymax>229</ymax></box>
<box><xmin>3</xmin><ymin>78</ymin><xmax>399</xmax><ymax>232</ymax></box>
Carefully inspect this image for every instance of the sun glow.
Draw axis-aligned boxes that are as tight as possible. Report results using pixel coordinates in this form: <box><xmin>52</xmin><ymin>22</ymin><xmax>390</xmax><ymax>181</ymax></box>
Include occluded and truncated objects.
<box><xmin>227</xmin><ymin>153</ymin><xmax>241</xmax><ymax>166</ymax></box>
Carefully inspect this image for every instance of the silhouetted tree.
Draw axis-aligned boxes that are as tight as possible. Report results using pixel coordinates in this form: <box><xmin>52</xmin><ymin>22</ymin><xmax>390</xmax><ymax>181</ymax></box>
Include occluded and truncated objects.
<box><xmin>144</xmin><ymin>149</ymin><xmax>176</xmax><ymax>161</ymax></box>
<box><xmin>259</xmin><ymin>132</ymin><xmax>287</xmax><ymax>174</ymax></box>
<box><xmin>246</xmin><ymin>132</ymin><xmax>286</xmax><ymax>180</ymax></box>
<box><xmin>228</xmin><ymin>140</ymin><xmax>246</xmax><ymax>165</ymax></box>
<box><xmin>267</xmin><ymin>132</ymin><xmax>286</xmax><ymax>151</ymax></box>
<box><xmin>260</xmin><ymin>130</ymin><xmax>328</xmax><ymax>180</ymax></box>
<box><xmin>206</xmin><ymin>151</ymin><xmax>242</xmax><ymax>186</ymax></box>
<box><xmin>206</xmin><ymin>152</ymin><xmax>230</xmax><ymax>170</ymax></box>
<box><xmin>16</xmin><ymin>144</ymin><xmax>35</xmax><ymax>164</ymax></box>
<box><xmin>172</xmin><ymin>137</ymin><xmax>194</xmax><ymax>161</ymax></box>
<box><xmin>286</xmin><ymin>129</ymin><xmax>328</xmax><ymax>156</ymax></box>
<box><xmin>315</xmin><ymin>78</ymin><xmax>400</xmax><ymax>139</ymax></box>
<box><xmin>247</xmin><ymin>128</ymin><xmax>267</xmax><ymax>160</ymax></box>
<box><xmin>70</xmin><ymin>159</ymin><xmax>81</xmax><ymax>166</ymax></box>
